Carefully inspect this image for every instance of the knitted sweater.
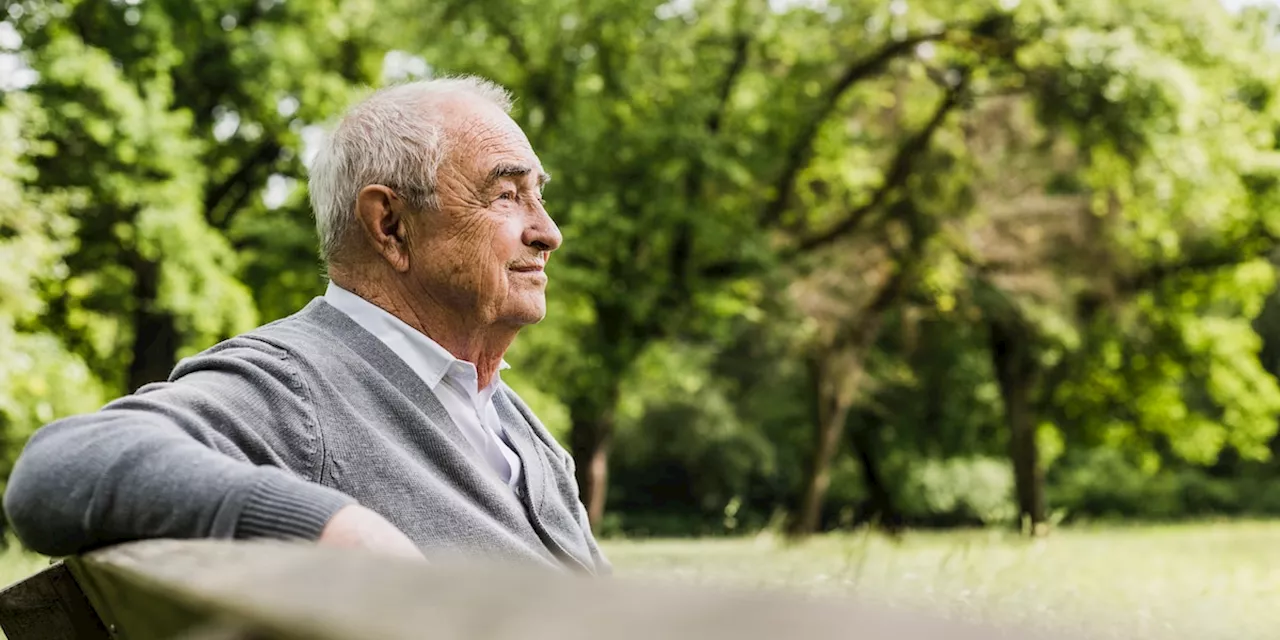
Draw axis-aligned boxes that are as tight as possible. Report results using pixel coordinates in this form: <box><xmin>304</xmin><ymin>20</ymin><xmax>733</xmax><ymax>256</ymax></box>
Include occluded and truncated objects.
<box><xmin>4</xmin><ymin>298</ymin><xmax>609</xmax><ymax>573</ymax></box>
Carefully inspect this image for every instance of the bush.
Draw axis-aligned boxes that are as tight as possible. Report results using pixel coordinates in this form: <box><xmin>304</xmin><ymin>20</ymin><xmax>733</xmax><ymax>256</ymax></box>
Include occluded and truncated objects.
<box><xmin>1047</xmin><ymin>448</ymin><xmax>1280</xmax><ymax>522</ymax></box>
<box><xmin>898</xmin><ymin>456</ymin><xmax>1018</xmax><ymax>526</ymax></box>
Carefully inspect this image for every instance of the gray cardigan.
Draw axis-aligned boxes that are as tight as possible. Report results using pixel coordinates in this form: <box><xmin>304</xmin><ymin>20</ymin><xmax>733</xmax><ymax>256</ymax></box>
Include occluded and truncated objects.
<box><xmin>3</xmin><ymin>298</ymin><xmax>609</xmax><ymax>574</ymax></box>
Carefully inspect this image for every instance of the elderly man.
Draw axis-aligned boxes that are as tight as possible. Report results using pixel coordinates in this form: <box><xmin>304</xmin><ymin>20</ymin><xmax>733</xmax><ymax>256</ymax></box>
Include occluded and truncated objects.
<box><xmin>3</xmin><ymin>77</ymin><xmax>609</xmax><ymax>573</ymax></box>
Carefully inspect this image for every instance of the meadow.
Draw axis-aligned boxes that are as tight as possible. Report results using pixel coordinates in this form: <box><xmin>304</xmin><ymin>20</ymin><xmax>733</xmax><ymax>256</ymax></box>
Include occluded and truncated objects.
<box><xmin>0</xmin><ymin>522</ymin><xmax>1275</xmax><ymax>639</ymax></box>
<box><xmin>601</xmin><ymin>522</ymin><xmax>1280</xmax><ymax>640</ymax></box>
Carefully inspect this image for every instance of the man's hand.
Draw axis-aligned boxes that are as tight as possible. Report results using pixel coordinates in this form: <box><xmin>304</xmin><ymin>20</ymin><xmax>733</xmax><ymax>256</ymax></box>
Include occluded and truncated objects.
<box><xmin>318</xmin><ymin>504</ymin><xmax>425</xmax><ymax>560</ymax></box>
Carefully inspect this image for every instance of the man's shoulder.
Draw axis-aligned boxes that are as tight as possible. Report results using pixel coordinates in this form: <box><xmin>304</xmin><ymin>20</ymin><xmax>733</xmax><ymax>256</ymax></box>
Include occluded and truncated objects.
<box><xmin>171</xmin><ymin>298</ymin><xmax>340</xmax><ymax>379</ymax></box>
<box><xmin>245</xmin><ymin>297</ymin><xmax>337</xmax><ymax>347</ymax></box>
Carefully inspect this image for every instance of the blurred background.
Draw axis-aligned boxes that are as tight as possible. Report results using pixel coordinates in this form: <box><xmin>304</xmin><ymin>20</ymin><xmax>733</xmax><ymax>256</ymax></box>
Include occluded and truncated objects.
<box><xmin>3</xmin><ymin>0</ymin><xmax>1280</xmax><ymax>636</ymax></box>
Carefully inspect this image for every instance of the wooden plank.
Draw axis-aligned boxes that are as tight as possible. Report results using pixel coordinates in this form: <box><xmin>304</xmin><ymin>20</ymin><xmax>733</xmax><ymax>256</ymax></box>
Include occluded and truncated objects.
<box><xmin>67</xmin><ymin>553</ymin><xmax>208</xmax><ymax>640</ymax></box>
<box><xmin>0</xmin><ymin>561</ymin><xmax>111</xmax><ymax>640</ymax></box>
<box><xmin>70</xmin><ymin>539</ymin><xmax>1101</xmax><ymax>640</ymax></box>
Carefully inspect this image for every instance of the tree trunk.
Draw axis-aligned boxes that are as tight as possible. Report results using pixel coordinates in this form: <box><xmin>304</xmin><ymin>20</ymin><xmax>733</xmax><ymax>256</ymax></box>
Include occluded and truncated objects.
<box><xmin>848</xmin><ymin>416</ymin><xmax>903</xmax><ymax>533</ymax></box>
<box><xmin>128</xmin><ymin>257</ymin><xmax>181</xmax><ymax>392</ymax></box>
<box><xmin>988</xmin><ymin>318</ymin><xmax>1047</xmax><ymax>534</ymax></box>
<box><xmin>788</xmin><ymin>270</ymin><xmax>905</xmax><ymax>538</ymax></box>
<box><xmin>569</xmin><ymin>392</ymin><xmax>619</xmax><ymax>533</ymax></box>
<box><xmin>788</xmin><ymin>350</ymin><xmax>859</xmax><ymax>536</ymax></box>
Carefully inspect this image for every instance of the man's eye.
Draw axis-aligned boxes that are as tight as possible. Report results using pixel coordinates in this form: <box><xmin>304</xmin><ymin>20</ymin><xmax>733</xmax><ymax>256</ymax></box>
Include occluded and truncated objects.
<box><xmin>497</xmin><ymin>192</ymin><xmax>516</xmax><ymax>201</ymax></box>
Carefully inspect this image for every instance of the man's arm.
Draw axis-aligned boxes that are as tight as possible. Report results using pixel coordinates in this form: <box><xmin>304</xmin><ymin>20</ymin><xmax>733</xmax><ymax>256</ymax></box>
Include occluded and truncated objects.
<box><xmin>3</xmin><ymin>339</ymin><xmax>404</xmax><ymax>557</ymax></box>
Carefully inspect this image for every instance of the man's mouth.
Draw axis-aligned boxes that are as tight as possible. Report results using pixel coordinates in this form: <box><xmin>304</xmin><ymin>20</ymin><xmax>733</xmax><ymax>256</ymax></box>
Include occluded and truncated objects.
<box><xmin>510</xmin><ymin>263</ymin><xmax>545</xmax><ymax>273</ymax></box>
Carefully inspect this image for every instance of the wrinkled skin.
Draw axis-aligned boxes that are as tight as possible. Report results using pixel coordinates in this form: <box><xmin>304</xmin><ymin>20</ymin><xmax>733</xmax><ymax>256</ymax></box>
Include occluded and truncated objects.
<box><xmin>410</xmin><ymin>96</ymin><xmax>561</xmax><ymax>329</ymax></box>
<box><xmin>342</xmin><ymin>93</ymin><xmax>562</xmax><ymax>384</ymax></box>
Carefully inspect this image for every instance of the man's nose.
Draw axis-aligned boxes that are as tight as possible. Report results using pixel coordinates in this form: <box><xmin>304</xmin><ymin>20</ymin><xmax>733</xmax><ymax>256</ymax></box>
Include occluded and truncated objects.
<box><xmin>524</xmin><ymin>204</ymin><xmax>563</xmax><ymax>252</ymax></box>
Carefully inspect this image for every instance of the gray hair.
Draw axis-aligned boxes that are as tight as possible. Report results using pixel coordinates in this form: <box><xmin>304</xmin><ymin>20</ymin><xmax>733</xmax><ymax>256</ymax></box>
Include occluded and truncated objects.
<box><xmin>308</xmin><ymin>76</ymin><xmax>514</xmax><ymax>264</ymax></box>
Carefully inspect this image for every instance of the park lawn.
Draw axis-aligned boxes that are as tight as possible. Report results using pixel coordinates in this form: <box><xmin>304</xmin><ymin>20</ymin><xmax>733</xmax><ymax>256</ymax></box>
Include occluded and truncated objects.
<box><xmin>0</xmin><ymin>544</ymin><xmax>51</xmax><ymax>589</ymax></box>
<box><xmin>602</xmin><ymin>521</ymin><xmax>1280</xmax><ymax>640</ymax></box>
<box><xmin>0</xmin><ymin>522</ymin><xmax>1274</xmax><ymax>639</ymax></box>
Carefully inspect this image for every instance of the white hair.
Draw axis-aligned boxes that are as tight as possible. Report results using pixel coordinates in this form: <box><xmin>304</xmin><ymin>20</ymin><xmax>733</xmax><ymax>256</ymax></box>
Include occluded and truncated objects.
<box><xmin>308</xmin><ymin>76</ymin><xmax>514</xmax><ymax>264</ymax></box>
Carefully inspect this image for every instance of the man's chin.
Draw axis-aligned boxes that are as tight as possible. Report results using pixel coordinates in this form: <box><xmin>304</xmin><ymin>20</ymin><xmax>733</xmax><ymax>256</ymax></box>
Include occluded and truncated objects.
<box><xmin>501</xmin><ymin>300</ymin><xmax>547</xmax><ymax>326</ymax></box>
<box><xmin>519</xmin><ymin>308</ymin><xmax>548</xmax><ymax>325</ymax></box>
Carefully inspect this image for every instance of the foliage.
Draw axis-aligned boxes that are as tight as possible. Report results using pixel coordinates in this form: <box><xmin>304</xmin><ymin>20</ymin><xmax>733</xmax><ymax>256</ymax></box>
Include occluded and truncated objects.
<box><xmin>4</xmin><ymin>0</ymin><xmax>384</xmax><ymax>390</ymax></box>
<box><xmin>2</xmin><ymin>0</ymin><xmax>1280</xmax><ymax>538</ymax></box>
<box><xmin>606</xmin><ymin>341</ymin><xmax>779</xmax><ymax>536</ymax></box>
<box><xmin>0</xmin><ymin>93</ymin><xmax>103</xmax><ymax>494</ymax></box>
<box><xmin>900</xmin><ymin>457</ymin><xmax>1018</xmax><ymax>526</ymax></box>
<box><xmin>1029</xmin><ymin>0</ymin><xmax>1280</xmax><ymax>468</ymax></box>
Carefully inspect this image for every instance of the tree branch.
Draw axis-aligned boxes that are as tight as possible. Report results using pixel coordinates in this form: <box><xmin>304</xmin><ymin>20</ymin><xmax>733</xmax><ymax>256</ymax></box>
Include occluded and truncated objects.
<box><xmin>757</xmin><ymin>17</ymin><xmax>995</xmax><ymax>230</ymax></box>
<box><xmin>960</xmin><ymin>223</ymin><xmax>1280</xmax><ymax>307</ymax></box>
<box><xmin>218</xmin><ymin>179</ymin><xmax>261</xmax><ymax>232</ymax></box>
<box><xmin>788</xmin><ymin>76</ymin><xmax>968</xmax><ymax>255</ymax></box>
<box><xmin>592</xmin><ymin>18</ymin><xmax>629</xmax><ymax>101</ymax></box>
<box><xmin>709</xmin><ymin>31</ymin><xmax>751</xmax><ymax>135</ymax></box>
<box><xmin>1118</xmin><ymin>229</ymin><xmax>1280</xmax><ymax>294</ymax></box>
<box><xmin>673</xmin><ymin>26</ymin><xmax>755</xmax><ymax>295</ymax></box>
<box><xmin>832</xmin><ymin>263</ymin><xmax>909</xmax><ymax>351</ymax></box>
<box><xmin>699</xmin><ymin>257</ymin><xmax>762</xmax><ymax>281</ymax></box>
<box><xmin>828</xmin><ymin>217</ymin><xmax>929</xmax><ymax>355</ymax></box>
<box><xmin>488</xmin><ymin>19</ymin><xmax>532</xmax><ymax>65</ymax></box>
<box><xmin>204</xmin><ymin>140</ymin><xmax>281</xmax><ymax>229</ymax></box>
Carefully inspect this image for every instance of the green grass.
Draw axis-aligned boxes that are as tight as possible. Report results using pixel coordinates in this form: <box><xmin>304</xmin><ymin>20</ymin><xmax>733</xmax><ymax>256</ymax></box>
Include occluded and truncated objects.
<box><xmin>0</xmin><ymin>544</ymin><xmax>52</xmax><ymax>587</ymax></box>
<box><xmin>0</xmin><ymin>523</ymin><xmax>1274</xmax><ymax>638</ymax></box>
<box><xmin>601</xmin><ymin>521</ymin><xmax>1280</xmax><ymax>639</ymax></box>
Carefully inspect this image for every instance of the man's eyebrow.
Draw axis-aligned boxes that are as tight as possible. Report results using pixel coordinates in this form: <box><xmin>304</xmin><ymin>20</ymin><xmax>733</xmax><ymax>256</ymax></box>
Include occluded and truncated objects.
<box><xmin>484</xmin><ymin>163</ymin><xmax>551</xmax><ymax>190</ymax></box>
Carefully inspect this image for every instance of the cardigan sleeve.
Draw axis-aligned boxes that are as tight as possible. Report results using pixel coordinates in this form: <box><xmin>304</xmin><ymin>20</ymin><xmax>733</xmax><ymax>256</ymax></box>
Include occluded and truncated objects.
<box><xmin>3</xmin><ymin>338</ymin><xmax>356</xmax><ymax>556</ymax></box>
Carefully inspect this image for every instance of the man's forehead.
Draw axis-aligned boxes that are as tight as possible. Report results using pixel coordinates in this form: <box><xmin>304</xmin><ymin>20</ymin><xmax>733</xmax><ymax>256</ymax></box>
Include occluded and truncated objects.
<box><xmin>436</xmin><ymin>101</ymin><xmax>545</xmax><ymax>181</ymax></box>
<box><xmin>437</xmin><ymin>96</ymin><xmax>525</xmax><ymax>145</ymax></box>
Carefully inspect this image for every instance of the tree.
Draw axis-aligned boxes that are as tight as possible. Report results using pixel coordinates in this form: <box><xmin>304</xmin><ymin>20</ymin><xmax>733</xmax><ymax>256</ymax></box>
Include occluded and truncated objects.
<box><xmin>940</xmin><ymin>0</ymin><xmax>1280</xmax><ymax>530</ymax></box>
<box><xmin>5</xmin><ymin>0</ymin><xmax>384</xmax><ymax>392</ymax></box>
<box><xmin>0</xmin><ymin>92</ymin><xmax>103</xmax><ymax>513</ymax></box>
<box><xmin>776</xmin><ymin>0</ymin><xmax>1280</xmax><ymax>533</ymax></box>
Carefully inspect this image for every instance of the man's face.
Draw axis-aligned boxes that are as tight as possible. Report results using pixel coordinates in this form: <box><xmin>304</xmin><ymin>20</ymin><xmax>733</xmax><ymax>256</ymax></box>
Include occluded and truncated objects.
<box><xmin>407</xmin><ymin>98</ymin><xmax>562</xmax><ymax>328</ymax></box>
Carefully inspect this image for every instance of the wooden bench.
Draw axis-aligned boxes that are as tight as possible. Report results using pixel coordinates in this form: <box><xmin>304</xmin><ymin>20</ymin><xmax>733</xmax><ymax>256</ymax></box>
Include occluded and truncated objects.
<box><xmin>0</xmin><ymin>539</ymin><xmax>1094</xmax><ymax>639</ymax></box>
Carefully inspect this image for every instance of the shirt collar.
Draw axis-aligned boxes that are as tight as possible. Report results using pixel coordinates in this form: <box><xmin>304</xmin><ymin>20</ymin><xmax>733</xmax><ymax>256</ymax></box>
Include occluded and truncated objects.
<box><xmin>323</xmin><ymin>282</ymin><xmax>509</xmax><ymax>390</ymax></box>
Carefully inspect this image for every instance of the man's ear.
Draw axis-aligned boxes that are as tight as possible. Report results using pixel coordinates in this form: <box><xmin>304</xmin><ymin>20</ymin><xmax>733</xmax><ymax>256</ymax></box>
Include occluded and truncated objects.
<box><xmin>354</xmin><ymin>185</ymin><xmax>412</xmax><ymax>273</ymax></box>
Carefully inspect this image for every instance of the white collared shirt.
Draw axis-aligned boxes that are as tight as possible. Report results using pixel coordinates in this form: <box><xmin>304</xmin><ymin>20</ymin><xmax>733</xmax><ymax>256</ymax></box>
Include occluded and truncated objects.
<box><xmin>324</xmin><ymin>282</ymin><xmax>522</xmax><ymax>489</ymax></box>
